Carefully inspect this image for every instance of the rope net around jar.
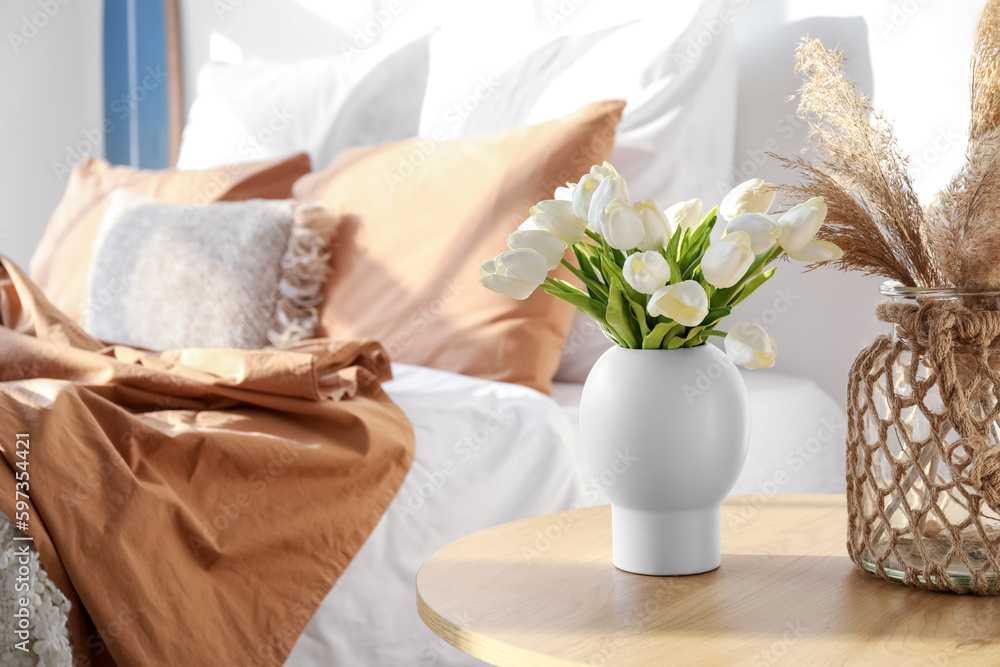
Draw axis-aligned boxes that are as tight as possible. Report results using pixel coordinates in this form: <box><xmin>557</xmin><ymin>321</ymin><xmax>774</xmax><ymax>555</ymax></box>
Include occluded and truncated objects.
<box><xmin>847</xmin><ymin>299</ymin><xmax>1000</xmax><ymax>594</ymax></box>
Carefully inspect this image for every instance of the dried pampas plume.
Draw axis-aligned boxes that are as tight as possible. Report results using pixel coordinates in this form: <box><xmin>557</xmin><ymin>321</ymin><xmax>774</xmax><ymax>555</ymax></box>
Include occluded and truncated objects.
<box><xmin>780</xmin><ymin>0</ymin><xmax>1000</xmax><ymax>289</ymax></box>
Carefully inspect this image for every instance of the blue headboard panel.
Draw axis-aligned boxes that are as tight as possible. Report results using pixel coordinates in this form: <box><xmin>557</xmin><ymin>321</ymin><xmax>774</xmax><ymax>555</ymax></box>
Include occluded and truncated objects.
<box><xmin>102</xmin><ymin>0</ymin><xmax>182</xmax><ymax>169</ymax></box>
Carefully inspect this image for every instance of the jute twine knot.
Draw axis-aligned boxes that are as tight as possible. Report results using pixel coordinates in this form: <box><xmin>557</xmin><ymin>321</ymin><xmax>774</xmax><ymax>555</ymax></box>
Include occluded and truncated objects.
<box><xmin>970</xmin><ymin>434</ymin><xmax>1000</xmax><ymax>513</ymax></box>
<box><xmin>875</xmin><ymin>299</ymin><xmax>1000</xmax><ymax>515</ymax></box>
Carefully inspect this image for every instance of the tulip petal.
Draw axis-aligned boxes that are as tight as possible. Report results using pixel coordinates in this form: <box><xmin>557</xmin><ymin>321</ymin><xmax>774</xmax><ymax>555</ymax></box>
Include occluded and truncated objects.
<box><xmin>479</xmin><ymin>249</ymin><xmax>549</xmax><ymax>300</ymax></box>
<box><xmin>572</xmin><ymin>173</ymin><xmax>600</xmax><ymax>220</ymax></box>
<box><xmin>634</xmin><ymin>199</ymin><xmax>672</xmax><ymax>251</ymax></box>
<box><xmin>647</xmin><ymin>280</ymin><xmax>709</xmax><ymax>326</ymax></box>
<box><xmin>530</xmin><ymin>200</ymin><xmax>588</xmax><ymax>245</ymax></box>
<box><xmin>622</xmin><ymin>251</ymin><xmax>671</xmax><ymax>295</ymax></box>
<box><xmin>701</xmin><ymin>231</ymin><xmax>754</xmax><ymax>289</ymax></box>
<box><xmin>786</xmin><ymin>239</ymin><xmax>843</xmax><ymax>263</ymax></box>
<box><xmin>479</xmin><ymin>273</ymin><xmax>538</xmax><ymax>300</ymax></box>
<box><xmin>724</xmin><ymin>322</ymin><xmax>777</xmax><ymax>369</ymax></box>
<box><xmin>665</xmin><ymin>198</ymin><xmax>704</xmax><ymax>235</ymax></box>
<box><xmin>587</xmin><ymin>172</ymin><xmax>629</xmax><ymax>232</ymax></box>
<box><xmin>533</xmin><ymin>199</ymin><xmax>576</xmax><ymax>218</ymax></box>
<box><xmin>776</xmin><ymin>197</ymin><xmax>827</xmax><ymax>252</ymax></box>
<box><xmin>720</xmin><ymin>178</ymin><xmax>776</xmax><ymax>221</ymax></box>
<box><xmin>494</xmin><ymin>248</ymin><xmax>549</xmax><ymax>284</ymax></box>
<box><xmin>508</xmin><ymin>229</ymin><xmax>567</xmax><ymax>270</ymax></box>
<box><xmin>602</xmin><ymin>200</ymin><xmax>645</xmax><ymax>250</ymax></box>
<box><xmin>725</xmin><ymin>212</ymin><xmax>780</xmax><ymax>254</ymax></box>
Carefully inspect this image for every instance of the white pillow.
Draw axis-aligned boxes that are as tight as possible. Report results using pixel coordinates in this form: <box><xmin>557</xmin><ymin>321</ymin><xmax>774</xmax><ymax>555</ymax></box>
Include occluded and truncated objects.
<box><xmin>177</xmin><ymin>35</ymin><xmax>431</xmax><ymax>171</ymax></box>
<box><xmin>86</xmin><ymin>190</ymin><xmax>337</xmax><ymax>350</ymax></box>
<box><xmin>418</xmin><ymin>1</ymin><xmax>738</xmax><ymax>383</ymax></box>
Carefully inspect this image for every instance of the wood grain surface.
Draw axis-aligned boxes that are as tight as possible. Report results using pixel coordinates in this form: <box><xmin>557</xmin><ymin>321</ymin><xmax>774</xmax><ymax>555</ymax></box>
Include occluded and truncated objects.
<box><xmin>416</xmin><ymin>495</ymin><xmax>1000</xmax><ymax>666</ymax></box>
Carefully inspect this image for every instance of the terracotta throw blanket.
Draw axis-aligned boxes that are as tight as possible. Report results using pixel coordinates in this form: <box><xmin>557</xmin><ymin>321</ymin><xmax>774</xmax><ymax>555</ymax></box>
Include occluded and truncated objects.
<box><xmin>0</xmin><ymin>257</ymin><xmax>415</xmax><ymax>665</ymax></box>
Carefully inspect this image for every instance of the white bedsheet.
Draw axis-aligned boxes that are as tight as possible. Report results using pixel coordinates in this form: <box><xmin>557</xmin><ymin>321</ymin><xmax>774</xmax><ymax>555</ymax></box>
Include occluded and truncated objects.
<box><xmin>287</xmin><ymin>364</ymin><xmax>846</xmax><ymax>666</ymax></box>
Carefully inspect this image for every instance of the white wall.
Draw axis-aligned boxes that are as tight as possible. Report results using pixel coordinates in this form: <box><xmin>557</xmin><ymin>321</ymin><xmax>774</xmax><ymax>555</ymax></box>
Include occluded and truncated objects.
<box><xmin>0</xmin><ymin>0</ymin><xmax>103</xmax><ymax>269</ymax></box>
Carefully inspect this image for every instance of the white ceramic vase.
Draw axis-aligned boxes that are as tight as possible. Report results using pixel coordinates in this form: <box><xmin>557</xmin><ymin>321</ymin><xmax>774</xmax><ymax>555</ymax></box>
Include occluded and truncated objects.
<box><xmin>580</xmin><ymin>344</ymin><xmax>750</xmax><ymax>576</ymax></box>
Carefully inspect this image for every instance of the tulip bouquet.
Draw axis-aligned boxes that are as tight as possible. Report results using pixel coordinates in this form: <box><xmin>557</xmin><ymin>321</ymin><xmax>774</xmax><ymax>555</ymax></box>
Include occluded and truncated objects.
<box><xmin>479</xmin><ymin>163</ymin><xmax>842</xmax><ymax>368</ymax></box>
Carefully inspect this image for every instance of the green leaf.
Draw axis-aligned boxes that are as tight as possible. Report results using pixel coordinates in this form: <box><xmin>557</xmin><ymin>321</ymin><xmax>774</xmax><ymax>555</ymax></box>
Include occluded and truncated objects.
<box><xmin>562</xmin><ymin>258</ymin><xmax>609</xmax><ymax>302</ymax></box>
<box><xmin>667</xmin><ymin>325</ymin><xmax>708</xmax><ymax>349</ymax></box>
<box><xmin>572</xmin><ymin>245</ymin><xmax>599</xmax><ymax>279</ymax></box>
<box><xmin>703</xmin><ymin>305</ymin><xmax>732</xmax><ymax>324</ymax></box>
<box><xmin>662</xmin><ymin>232</ymin><xmax>683</xmax><ymax>284</ymax></box>
<box><xmin>605</xmin><ymin>280</ymin><xmax>638</xmax><ymax>348</ymax></box>
<box><xmin>630</xmin><ymin>299</ymin><xmax>650</xmax><ymax>339</ymax></box>
<box><xmin>643</xmin><ymin>322</ymin><xmax>682</xmax><ymax>349</ymax></box>
<box><xmin>545</xmin><ymin>288</ymin><xmax>607</xmax><ymax>324</ymax></box>
<box><xmin>733</xmin><ymin>267</ymin><xmax>776</xmax><ymax>306</ymax></box>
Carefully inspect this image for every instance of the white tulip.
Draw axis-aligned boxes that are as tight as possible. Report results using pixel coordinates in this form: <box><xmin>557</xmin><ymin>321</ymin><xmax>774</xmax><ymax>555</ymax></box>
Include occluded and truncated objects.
<box><xmin>720</xmin><ymin>178</ymin><xmax>776</xmax><ymax>221</ymax></box>
<box><xmin>725</xmin><ymin>212</ymin><xmax>780</xmax><ymax>254</ymax></box>
<box><xmin>571</xmin><ymin>162</ymin><xmax>620</xmax><ymax>220</ymax></box>
<box><xmin>507</xmin><ymin>229</ymin><xmax>566</xmax><ymax>270</ymax></box>
<box><xmin>665</xmin><ymin>198</ymin><xmax>704</xmax><ymax>235</ymax></box>
<box><xmin>633</xmin><ymin>199</ymin><xmax>672</xmax><ymax>251</ymax></box>
<box><xmin>622</xmin><ymin>251</ymin><xmax>671</xmax><ymax>295</ymax></box>
<box><xmin>647</xmin><ymin>280</ymin><xmax>709</xmax><ymax>327</ymax></box>
<box><xmin>529</xmin><ymin>199</ymin><xmax>588</xmax><ymax>245</ymax></box>
<box><xmin>554</xmin><ymin>184</ymin><xmax>573</xmax><ymax>201</ymax></box>
<box><xmin>701</xmin><ymin>230</ymin><xmax>755</xmax><ymax>289</ymax></box>
<box><xmin>587</xmin><ymin>165</ymin><xmax>629</xmax><ymax>233</ymax></box>
<box><xmin>479</xmin><ymin>248</ymin><xmax>549</xmax><ymax>300</ymax></box>
<box><xmin>776</xmin><ymin>197</ymin><xmax>827</xmax><ymax>252</ymax></box>
<box><xmin>600</xmin><ymin>200</ymin><xmax>645</xmax><ymax>250</ymax></box>
<box><xmin>725</xmin><ymin>322</ymin><xmax>777</xmax><ymax>369</ymax></box>
<box><xmin>786</xmin><ymin>239</ymin><xmax>844</xmax><ymax>263</ymax></box>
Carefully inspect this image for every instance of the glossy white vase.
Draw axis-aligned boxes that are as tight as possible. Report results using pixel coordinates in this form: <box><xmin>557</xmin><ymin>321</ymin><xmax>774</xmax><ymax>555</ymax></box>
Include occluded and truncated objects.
<box><xmin>580</xmin><ymin>345</ymin><xmax>750</xmax><ymax>575</ymax></box>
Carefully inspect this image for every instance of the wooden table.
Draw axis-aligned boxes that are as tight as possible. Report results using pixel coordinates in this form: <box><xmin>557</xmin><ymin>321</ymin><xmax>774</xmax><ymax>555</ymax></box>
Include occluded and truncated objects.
<box><xmin>416</xmin><ymin>495</ymin><xmax>1000</xmax><ymax>666</ymax></box>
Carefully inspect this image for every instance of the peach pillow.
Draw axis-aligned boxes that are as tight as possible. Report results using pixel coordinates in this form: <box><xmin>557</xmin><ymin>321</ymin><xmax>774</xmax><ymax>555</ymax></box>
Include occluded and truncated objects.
<box><xmin>293</xmin><ymin>101</ymin><xmax>625</xmax><ymax>394</ymax></box>
<box><xmin>30</xmin><ymin>153</ymin><xmax>312</xmax><ymax>324</ymax></box>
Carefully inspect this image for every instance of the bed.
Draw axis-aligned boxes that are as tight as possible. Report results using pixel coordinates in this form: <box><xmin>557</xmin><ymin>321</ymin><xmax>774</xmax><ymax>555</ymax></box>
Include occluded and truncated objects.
<box><xmin>1</xmin><ymin>1</ymin><xmax>851</xmax><ymax>665</ymax></box>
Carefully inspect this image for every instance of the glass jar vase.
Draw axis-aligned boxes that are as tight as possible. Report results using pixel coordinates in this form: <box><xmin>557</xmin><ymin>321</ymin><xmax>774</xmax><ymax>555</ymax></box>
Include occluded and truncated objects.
<box><xmin>847</xmin><ymin>282</ymin><xmax>1000</xmax><ymax>593</ymax></box>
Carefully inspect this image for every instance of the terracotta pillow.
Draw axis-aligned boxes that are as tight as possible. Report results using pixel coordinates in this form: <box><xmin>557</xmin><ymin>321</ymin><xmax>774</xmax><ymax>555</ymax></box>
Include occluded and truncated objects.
<box><xmin>293</xmin><ymin>101</ymin><xmax>625</xmax><ymax>394</ymax></box>
<box><xmin>30</xmin><ymin>153</ymin><xmax>312</xmax><ymax>324</ymax></box>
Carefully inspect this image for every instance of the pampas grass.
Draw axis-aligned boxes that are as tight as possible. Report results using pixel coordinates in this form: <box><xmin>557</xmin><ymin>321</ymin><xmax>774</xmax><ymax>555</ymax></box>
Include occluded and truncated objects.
<box><xmin>781</xmin><ymin>0</ymin><xmax>1000</xmax><ymax>289</ymax></box>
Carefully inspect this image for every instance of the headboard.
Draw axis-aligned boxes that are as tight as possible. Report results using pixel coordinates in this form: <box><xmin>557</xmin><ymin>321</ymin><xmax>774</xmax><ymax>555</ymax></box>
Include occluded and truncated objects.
<box><xmin>102</xmin><ymin>0</ymin><xmax>183</xmax><ymax>168</ymax></box>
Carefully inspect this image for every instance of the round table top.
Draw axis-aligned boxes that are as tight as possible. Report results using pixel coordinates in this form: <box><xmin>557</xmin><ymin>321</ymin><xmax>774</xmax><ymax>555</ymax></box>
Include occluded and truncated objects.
<box><xmin>416</xmin><ymin>495</ymin><xmax>1000</xmax><ymax>666</ymax></box>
